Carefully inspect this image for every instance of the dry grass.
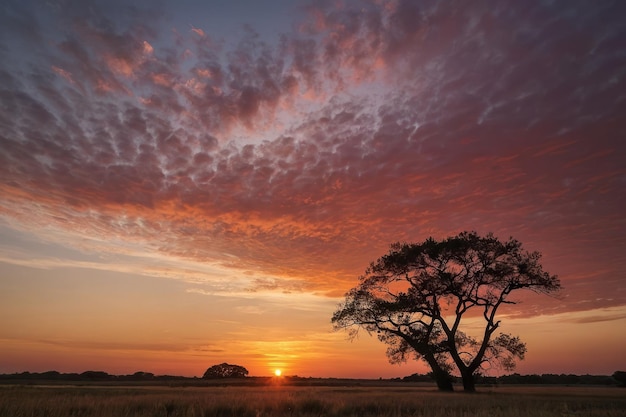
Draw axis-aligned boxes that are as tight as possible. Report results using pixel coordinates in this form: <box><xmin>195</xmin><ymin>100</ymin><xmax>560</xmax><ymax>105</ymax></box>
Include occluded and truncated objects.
<box><xmin>0</xmin><ymin>384</ymin><xmax>624</xmax><ymax>417</ymax></box>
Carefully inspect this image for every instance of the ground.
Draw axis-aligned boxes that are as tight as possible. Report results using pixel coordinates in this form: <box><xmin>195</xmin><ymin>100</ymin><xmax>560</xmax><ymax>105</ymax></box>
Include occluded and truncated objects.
<box><xmin>0</xmin><ymin>381</ymin><xmax>624</xmax><ymax>416</ymax></box>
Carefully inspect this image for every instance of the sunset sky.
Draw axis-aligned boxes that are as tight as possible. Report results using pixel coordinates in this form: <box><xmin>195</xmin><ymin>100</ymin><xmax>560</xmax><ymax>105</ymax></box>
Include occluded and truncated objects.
<box><xmin>1</xmin><ymin>0</ymin><xmax>625</xmax><ymax>379</ymax></box>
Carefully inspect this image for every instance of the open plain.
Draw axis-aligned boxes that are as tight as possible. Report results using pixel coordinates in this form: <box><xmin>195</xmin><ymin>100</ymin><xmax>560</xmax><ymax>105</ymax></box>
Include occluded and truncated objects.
<box><xmin>1</xmin><ymin>383</ymin><xmax>624</xmax><ymax>417</ymax></box>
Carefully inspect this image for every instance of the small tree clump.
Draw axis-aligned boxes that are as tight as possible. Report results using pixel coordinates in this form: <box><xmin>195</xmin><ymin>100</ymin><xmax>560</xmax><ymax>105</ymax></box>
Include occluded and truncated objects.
<box><xmin>613</xmin><ymin>371</ymin><xmax>626</xmax><ymax>387</ymax></box>
<box><xmin>202</xmin><ymin>363</ymin><xmax>249</xmax><ymax>379</ymax></box>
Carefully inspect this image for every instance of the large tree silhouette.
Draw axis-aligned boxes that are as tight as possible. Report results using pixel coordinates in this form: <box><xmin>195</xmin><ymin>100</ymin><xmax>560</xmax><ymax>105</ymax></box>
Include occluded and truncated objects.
<box><xmin>332</xmin><ymin>231</ymin><xmax>560</xmax><ymax>392</ymax></box>
<box><xmin>202</xmin><ymin>363</ymin><xmax>249</xmax><ymax>379</ymax></box>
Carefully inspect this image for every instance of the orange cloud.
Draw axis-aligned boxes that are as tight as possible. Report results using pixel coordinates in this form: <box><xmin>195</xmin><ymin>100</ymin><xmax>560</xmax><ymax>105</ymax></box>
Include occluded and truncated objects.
<box><xmin>142</xmin><ymin>40</ymin><xmax>154</xmax><ymax>55</ymax></box>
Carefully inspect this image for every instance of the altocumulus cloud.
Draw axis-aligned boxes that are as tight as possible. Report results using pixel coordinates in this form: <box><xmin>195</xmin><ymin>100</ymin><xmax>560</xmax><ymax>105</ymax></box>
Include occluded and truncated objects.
<box><xmin>0</xmin><ymin>0</ymin><xmax>625</xmax><ymax>315</ymax></box>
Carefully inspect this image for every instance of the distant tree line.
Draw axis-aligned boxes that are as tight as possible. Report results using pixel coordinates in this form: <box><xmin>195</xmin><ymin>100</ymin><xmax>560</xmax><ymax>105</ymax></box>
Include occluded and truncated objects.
<box><xmin>1</xmin><ymin>370</ymin><xmax>624</xmax><ymax>386</ymax></box>
<box><xmin>0</xmin><ymin>371</ymin><xmax>187</xmax><ymax>382</ymax></box>
<box><xmin>397</xmin><ymin>371</ymin><xmax>625</xmax><ymax>386</ymax></box>
<box><xmin>0</xmin><ymin>363</ymin><xmax>251</xmax><ymax>383</ymax></box>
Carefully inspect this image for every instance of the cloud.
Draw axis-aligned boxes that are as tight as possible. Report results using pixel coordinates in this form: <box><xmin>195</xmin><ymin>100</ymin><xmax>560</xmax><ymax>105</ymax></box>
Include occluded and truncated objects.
<box><xmin>37</xmin><ymin>339</ymin><xmax>194</xmax><ymax>353</ymax></box>
<box><xmin>51</xmin><ymin>66</ymin><xmax>75</xmax><ymax>84</ymax></box>
<box><xmin>0</xmin><ymin>0</ymin><xmax>624</xmax><ymax>317</ymax></box>
<box><xmin>1</xmin><ymin>336</ymin><xmax>227</xmax><ymax>355</ymax></box>
<box><xmin>570</xmin><ymin>312</ymin><xmax>626</xmax><ymax>324</ymax></box>
<box><xmin>190</xmin><ymin>25</ymin><xmax>206</xmax><ymax>37</ymax></box>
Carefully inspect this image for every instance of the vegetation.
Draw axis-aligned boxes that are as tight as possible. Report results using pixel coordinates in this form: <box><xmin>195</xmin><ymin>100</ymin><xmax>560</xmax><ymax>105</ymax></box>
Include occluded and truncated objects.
<box><xmin>203</xmin><ymin>363</ymin><xmax>249</xmax><ymax>379</ymax></box>
<box><xmin>1</xmin><ymin>371</ymin><xmax>623</xmax><ymax>387</ymax></box>
<box><xmin>333</xmin><ymin>231</ymin><xmax>560</xmax><ymax>392</ymax></box>
<box><xmin>399</xmin><ymin>372</ymin><xmax>620</xmax><ymax>386</ymax></box>
<box><xmin>613</xmin><ymin>371</ymin><xmax>626</xmax><ymax>387</ymax></box>
<box><xmin>0</xmin><ymin>371</ymin><xmax>182</xmax><ymax>383</ymax></box>
<box><xmin>0</xmin><ymin>384</ymin><xmax>624</xmax><ymax>417</ymax></box>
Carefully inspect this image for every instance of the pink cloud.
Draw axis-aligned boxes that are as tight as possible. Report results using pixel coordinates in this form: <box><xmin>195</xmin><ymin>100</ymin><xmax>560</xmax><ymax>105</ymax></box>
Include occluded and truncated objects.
<box><xmin>0</xmin><ymin>0</ymin><xmax>624</xmax><ymax>317</ymax></box>
<box><xmin>190</xmin><ymin>25</ymin><xmax>206</xmax><ymax>37</ymax></box>
<box><xmin>51</xmin><ymin>66</ymin><xmax>75</xmax><ymax>84</ymax></box>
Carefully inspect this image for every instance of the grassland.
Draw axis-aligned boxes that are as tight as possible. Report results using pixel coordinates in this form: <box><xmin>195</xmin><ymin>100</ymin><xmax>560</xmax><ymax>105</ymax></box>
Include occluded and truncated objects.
<box><xmin>0</xmin><ymin>383</ymin><xmax>624</xmax><ymax>417</ymax></box>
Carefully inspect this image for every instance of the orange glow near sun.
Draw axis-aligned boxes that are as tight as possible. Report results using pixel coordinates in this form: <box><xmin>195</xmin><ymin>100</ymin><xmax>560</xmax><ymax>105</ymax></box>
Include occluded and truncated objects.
<box><xmin>274</xmin><ymin>369</ymin><xmax>282</xmax><ymax>377</ymax></box>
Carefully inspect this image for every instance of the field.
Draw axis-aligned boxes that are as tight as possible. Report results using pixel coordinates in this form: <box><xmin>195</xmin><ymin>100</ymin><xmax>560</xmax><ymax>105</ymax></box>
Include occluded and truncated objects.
<box><xmin>0</xmin><ymin>383</ymin><xmax>624</xmax><ymax>417</ymax></box>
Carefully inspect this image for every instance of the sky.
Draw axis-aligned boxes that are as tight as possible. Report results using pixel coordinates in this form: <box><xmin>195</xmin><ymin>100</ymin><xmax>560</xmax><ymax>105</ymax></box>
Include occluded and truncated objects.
<box><xmin>0</xmin><ymin>0</ymin><xmax>625</xmax><ymax>379</ymax></box>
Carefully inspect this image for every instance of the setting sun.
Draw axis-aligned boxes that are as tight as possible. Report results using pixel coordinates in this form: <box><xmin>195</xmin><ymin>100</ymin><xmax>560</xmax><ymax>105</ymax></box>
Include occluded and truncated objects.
<box><xmin>274</xmin><ymin>369</ymin><xmax>282</xmax><ymax>377</ymax></box>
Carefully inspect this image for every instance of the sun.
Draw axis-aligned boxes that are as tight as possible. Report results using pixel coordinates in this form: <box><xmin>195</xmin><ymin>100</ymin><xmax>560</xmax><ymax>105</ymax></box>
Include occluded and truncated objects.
<box><xmin>274</xmin><ymin>369</ymin><xmax>282</xmax><ymax>377</ymax></box>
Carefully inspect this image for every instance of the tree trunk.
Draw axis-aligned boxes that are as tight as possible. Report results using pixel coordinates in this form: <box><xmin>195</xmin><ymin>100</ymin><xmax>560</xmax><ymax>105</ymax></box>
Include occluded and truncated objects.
<box><xmin>433</xmin><ymin>370</ymin><xmax>454</xmax><ymax>392</ymax></box>
<box><xmin>460</xmin><ymin>369</ymin><xmax>476</xmax><ymax>393</ymax></box>
<box><xmin>422</xmin><ymin>353</ymin><xmax>454</xmax><ymax>392</ymax></box>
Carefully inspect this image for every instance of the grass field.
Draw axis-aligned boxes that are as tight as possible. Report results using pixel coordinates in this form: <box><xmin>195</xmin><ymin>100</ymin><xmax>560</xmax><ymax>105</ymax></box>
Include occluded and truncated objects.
<box><xmin>0</xmin><ymin>384</ymin><xmax>624</xmax><ymax>417</ymax></box>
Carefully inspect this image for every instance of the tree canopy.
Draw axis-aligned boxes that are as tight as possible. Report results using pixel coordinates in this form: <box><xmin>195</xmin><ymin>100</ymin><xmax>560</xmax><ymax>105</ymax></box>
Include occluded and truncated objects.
<box><xmin>332</xmin><ymin>231</ymin><xmax>560</xmax><ymax>392</ymax></box>
<box><xmin>202</xmin><ymin>363</ymin><xmax>249</xmax><ymax>379</ymax></box>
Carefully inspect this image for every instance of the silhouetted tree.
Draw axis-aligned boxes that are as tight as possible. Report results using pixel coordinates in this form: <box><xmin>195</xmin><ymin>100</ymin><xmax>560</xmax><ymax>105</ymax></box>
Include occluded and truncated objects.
<box><xmin>40</xmin><ymin>371</ymin><xmax>62</xmax><ymax>380</ymax></box>
<box><xmin>125</xmin><ymin>371</ymin><xmax>154</xmax><ymax>381</ymax></box>
<box><xmin>613</xmin><ymin>371</ymin><xmax>626</xmax><ymax>387</ymax></box>
<box><xmin>79</xmin><ymin>371</ymin><xmax>111</xmax><ymax>380</ymax></box>
<box><xmin>332</xmin><ymin>231</ymin><xmax>560</xmax><ymax>392</ymax></box>
<box><xmin>202</xmin><ymin>363</ymin><xmax>249</xmax><ymax>379</ymax></box>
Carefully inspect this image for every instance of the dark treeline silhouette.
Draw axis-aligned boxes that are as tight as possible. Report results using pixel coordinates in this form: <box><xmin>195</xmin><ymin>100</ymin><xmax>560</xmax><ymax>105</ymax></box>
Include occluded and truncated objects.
<box><xmin>0</xmin><ymin>370</ymin><xmax>186</xmax><ymax>382</ymax></box>
<box><xmin>613</xmin><ymin>371</ymin><xmax>626</xmax><ymax>387</ymax></box>
<box><xmin>1</xmin><ymin>370</ymin><xmax>624</xmax><ymax>386</ymax></box>
<box><xmin>397</xmin><ymin>372</ymin><xmax>623</xmax><ymax>386</ymax></box>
